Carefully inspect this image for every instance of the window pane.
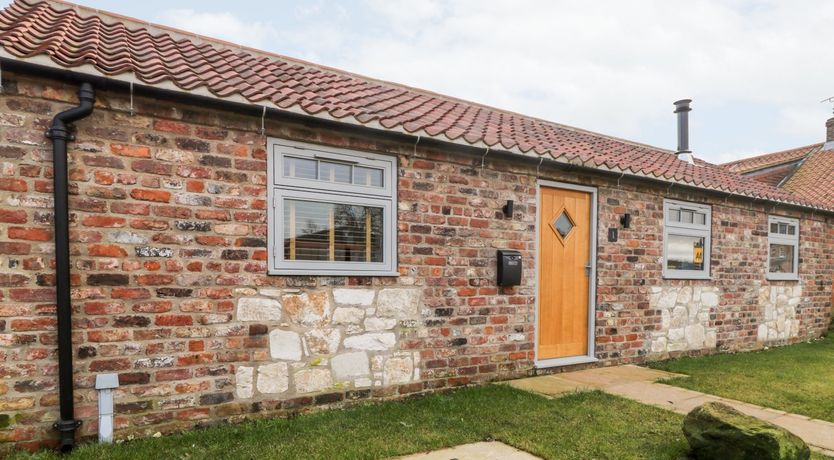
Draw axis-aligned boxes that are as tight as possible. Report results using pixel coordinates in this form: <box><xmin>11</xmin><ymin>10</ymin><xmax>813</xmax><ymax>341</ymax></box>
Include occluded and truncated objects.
<box><xmin>284</xmin><ymin>157</ymin><xmax>317</xmax><ymax>179</ymax></box>
<box><xmin>770</xmin><ymin>222</ymin><xmax>779</xmax><ymax>233</ymax></box>
<box><xmin>694</xmin><ymin>212</ymin><xmax>706</xmax><ymax>225</ymax></box>
<box><xmin>354</xmin><ymin>166</ymin><xmax>384</xmax><ymax>187</ymax></box>
<box><xmin>769</xmin><ymin>244</ymin><xmax>795</xmax><ymax>274</ymax></box>
<box><xmin>553</xmin><ymin>211</ymin><xmax>574</xmax><ymax>238</ymax></box>
<box><xmin>779</xmin><ymin>223</ymin><xmax>788</xmax><ymax>234</ymax></box>
<box><xmin>666</xmin><ymin>234</ymin><xmax>706</xmax><ymax>271</ymax></box>
<box><xmin>681</xmin><ymin>210</ymin><xmax>694</xmax><ymax>224</ymax></box>
<box><xmin>787</xmin><ymin>225</ymin><xmax>796</xmax><ymax>235</ymax></box>
<box><xmin>669</xmin><ymin>209</ymin><xmax>680</xmax><ymax>222</ymax></box>
<box><xmin>284</xmin><ymin>199</ymin><xmax>383</xmax><ymax>263</ymax></box>
<box><xmin>319</xmin><ymin>161</ymin><xmax>351</xmax><ymax>184</ymax></box>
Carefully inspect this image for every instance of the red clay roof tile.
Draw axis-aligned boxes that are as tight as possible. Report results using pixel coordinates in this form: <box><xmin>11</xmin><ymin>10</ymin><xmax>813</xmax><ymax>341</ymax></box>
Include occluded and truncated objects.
<box><xmin>0</xmin><ymin>0</ymin><xmax>831</xmax><ymax>211</ymax></box>
<box><xmin>782</xmin><ymin>147</ymin><xmax>834</xmax><ymax>207</ymax></box>
<box><xmin>721</xmin><ymin>143</ymin><xmax>820</xmax><ymax>174</ymax></box>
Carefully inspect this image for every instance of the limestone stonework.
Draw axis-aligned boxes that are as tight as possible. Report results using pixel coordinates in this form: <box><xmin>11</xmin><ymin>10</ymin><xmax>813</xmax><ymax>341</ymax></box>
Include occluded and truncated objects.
<box><xmin>648</xmin><ymin>286</ymin><xmax>719</xmax><ymax>356</ymax></box>
<box><xmin>233</xmin><ymin>288</ymin><xmax>421</xmax><ymax>398</ymax></box>
<box><xmin>757</xmin><ymin>285</ymin><xmax>802</xmax><ymax>343</ymax></box>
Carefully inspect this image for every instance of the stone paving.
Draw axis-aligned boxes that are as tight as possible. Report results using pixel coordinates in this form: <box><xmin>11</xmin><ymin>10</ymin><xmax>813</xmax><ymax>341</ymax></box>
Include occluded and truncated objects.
<box><xmin>396</xmin><ymin>441</ymin><xmax>541</xmax><ymax>460</ymax></box>
<box><xmin>509</xmin><ymin>365</ymin><xmax>834</xmax><ymax>456</ymax></box>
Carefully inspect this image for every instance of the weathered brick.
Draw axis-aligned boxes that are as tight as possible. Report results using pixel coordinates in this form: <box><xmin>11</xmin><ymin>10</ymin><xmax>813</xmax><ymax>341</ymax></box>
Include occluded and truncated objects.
<box><xmin>9</xmin><ymin>289</ymin><xmax>54</xmax><ymax>302</ymax></box>
<box><xmin>88</xmin><ymin>244</ymin><xmax>128</xmax><ymax>257</ymax></box>
<box><xmin>0</xmin><ymin>242</ymin><xmax>30</xmax><ymax>254</ymax></box>
<box><xmin>155</xmin><ymin>315</ymin><xmax>193</xmax><ymax>326</ymax></box>
<box><xmin>87</xmin><ymin>274</ymin><xmax>129</xmax><ymax>286</ymax></box>
<box><xmin>132</xmin><ymin>159</ymin><xmax>173</xmax><ymax>176</ymax></box>
<box><xmin>220</xmin><ymin>249</ymin><xmax>248</xmax><ymax>260</ymax></box>
<box><xmin>0</xmin><ymin>178</ymin><xmax>27</xmax><ymax>192</ymax></box>
<box><xmin>156</xmin><ymin>288</ymin><xmax>193</xmax><ymax>298</ymax></box>
<box><xmin>176</xmin><ymin>138</ymin><xmax>210</xmax><ymax>153</ymax></box>
<box><xmin>153</xmin><ymin>120</ymin><xmax>190</xmax><ymax>134</ymax></box>
<box><xmin>118</xmin><ymin>372</ymin><xmax>150</xmax><ymax>385</ymax></box>
<box><xmin>8</xmin><ymin>227</ymin><xmax>52</xmax><ymax>241</ymax></box>
<box><xmin>110</xmin><ymin>143</ymin><xmax>151</xmax><ymax>158</ymax></box>
<box><xmin>130</xmin><ymin>189</ymin><xmax>171</xmax><ymax>203</ymax></box>
<box><xmin>82</xmin><ymin>215</ymin><xmax>126</xmax><ymax>228</ymax></box>
<box><xmin>198</xmin><ymin>392</ymin><xmax>233</xmax><ymax>406</ymax></box>
<box><xmin>113</xmin><ymin>316</ymin><xmax>151</xmax><ymax>328</ymax></box>
<box><xmin>174</xmin><ymin>221</ymin><xmax>212</xmax><ymax>232</ymax></box>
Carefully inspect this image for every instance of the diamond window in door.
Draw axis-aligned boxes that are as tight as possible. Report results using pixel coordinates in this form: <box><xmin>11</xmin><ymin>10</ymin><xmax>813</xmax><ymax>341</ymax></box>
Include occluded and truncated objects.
<box><xmin>549</xmin><ymin>207</ymin><xmax>576</xmax><ymax>243</ymax></box>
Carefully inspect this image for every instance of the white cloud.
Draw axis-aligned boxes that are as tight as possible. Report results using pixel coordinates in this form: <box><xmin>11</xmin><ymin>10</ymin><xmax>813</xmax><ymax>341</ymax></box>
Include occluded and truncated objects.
<box><xmin>157</xmin><ymin>9</ymin><xmax>278</xmax><ymax>49</ymax></box>
<box><xmin>333</xmin><ymin>0</ymin><xmax>834</xmax><ymax>162</ymax></box>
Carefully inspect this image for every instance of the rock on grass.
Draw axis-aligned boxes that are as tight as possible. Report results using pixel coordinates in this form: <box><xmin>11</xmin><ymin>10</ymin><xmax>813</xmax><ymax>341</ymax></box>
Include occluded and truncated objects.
<box><xmin>683</xmin><ymin>401</ymin><xmax>810</xmax><ymax>460</ymax></box>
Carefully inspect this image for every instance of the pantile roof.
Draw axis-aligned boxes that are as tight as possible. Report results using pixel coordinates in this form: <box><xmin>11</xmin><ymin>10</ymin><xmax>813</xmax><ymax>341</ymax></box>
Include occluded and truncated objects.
<box><xmin>782</xmin><ymin>147</ymin><xmax>834</xmax><ymax>207</ymax></box>
<box><xmin>722</xmin><ymin>144</ymin><xmax>821</xmax><ymax>174</ymax></box>
<box><xmin>1</xmin><ymin>0</ymin><xmax>831</xmax><ymax>211</ymax></box>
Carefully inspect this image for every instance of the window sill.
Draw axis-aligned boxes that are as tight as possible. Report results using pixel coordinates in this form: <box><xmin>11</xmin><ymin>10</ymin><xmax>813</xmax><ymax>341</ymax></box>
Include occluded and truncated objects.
<box><xmin>268</xmin><ymin>269</ymin><xmax>400</xmax><ymax>277</ymax></box>
<box><xmin>766</xmin><ymin>275</ymin><xmax>800</xmax><ymax>282</ymax></box>
<box><xmin>662</xmin><ymin>275</ymin><xmax>712</xmax><ymax>281</ymax></box>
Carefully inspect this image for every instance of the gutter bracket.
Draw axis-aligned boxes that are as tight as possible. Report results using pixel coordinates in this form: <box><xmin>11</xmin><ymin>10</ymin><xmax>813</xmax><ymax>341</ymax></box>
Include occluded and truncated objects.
<box><xmin>480</xmin><ymin>147</ymin><xmax>490</xmax><ymax>172</ymax></box>
<box><xmin>536</xmin><ymin>156</ymin><xmax>544</xmax><ymax>178</ymax></box>
<box><xmin>260</xmin><ymin>106</ymin><xmax>266</xmax><ymax>135</ymax></box>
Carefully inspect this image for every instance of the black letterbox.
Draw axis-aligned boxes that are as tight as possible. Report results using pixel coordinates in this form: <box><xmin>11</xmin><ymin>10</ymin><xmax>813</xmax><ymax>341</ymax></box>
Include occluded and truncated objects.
<box><xmin>497</xmin><ymin>249</ymin><xmax>522</xmax><ymax>286</ymax></box>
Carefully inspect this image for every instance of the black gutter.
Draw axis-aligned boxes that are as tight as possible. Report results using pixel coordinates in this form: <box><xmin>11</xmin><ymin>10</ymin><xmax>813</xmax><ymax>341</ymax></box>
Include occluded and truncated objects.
<box><xmin>45</xmin><ymin>82</ymin><xmax>95</xmax><ymax>453</ymax></box>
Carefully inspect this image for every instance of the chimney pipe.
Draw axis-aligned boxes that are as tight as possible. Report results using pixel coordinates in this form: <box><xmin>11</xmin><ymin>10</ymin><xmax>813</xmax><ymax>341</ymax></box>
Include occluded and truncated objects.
<box><xmin>673</xmin><ymin>99</ymin><xmax>695</xmax><ymax>164</ymax></box>
<box><xmin>825</xmin><ymin>117</ymin><xmax>834</xmax><ymax>144</ymax></box>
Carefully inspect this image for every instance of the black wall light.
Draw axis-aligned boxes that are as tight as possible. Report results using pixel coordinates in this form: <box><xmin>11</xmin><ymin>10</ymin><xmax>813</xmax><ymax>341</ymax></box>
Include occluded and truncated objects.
<box><xmin>503</xmin><ymin>200</ymin><xmax>514</xmax><ymax>218</ymax></box>
<box><xmin>620</xmin><ymin>213</ymin><xmax>631</xmax><ymax>228</ymax></box>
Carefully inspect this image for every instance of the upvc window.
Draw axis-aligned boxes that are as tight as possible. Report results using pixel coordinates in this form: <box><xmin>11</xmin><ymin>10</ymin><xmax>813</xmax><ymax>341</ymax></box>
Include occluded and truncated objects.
<box><xmin>767</xmin><ymin>216</ymin><xmax>799</xmax><ymax>280</ymax></box>
<box><xmin>663</xmin><ymin>199</ymin><xmax>711</xmax><ymax>279</ymax></box>
<box><xmin>267</xmin><ymin>139</ymin><xmax>397</xmax><ymax>276</ymax></box>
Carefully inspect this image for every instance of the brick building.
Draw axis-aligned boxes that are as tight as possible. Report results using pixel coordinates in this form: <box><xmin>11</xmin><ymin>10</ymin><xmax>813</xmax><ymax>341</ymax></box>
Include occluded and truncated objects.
<box><xmin>0</xmin><ymin>0</ymin><xmax>832</xmax><ymax>453</ymax></box>
<box><xmin>722</xmin><ymin>117</ymin><xmax>834</xmax><ymax>206</ymax></box>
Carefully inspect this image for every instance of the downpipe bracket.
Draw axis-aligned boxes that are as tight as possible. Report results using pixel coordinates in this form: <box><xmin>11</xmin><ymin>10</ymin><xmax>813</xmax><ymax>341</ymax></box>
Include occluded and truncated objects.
<box><xmin>53</xmin><ymin>420</ymin><xmax>82</xmax><ymax>453</ymax></box>
<box><xmin>45</xmin><ymin>127</ymin><xmax>76</xmax><ymax>141</ymax></box>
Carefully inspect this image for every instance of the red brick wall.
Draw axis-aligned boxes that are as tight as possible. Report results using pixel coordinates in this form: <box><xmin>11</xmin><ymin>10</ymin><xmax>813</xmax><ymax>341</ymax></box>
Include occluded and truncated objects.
<box><xmin>0</xmin><ymin>70</ymin><xmax>831</xmax><ymax>452</ymax></box>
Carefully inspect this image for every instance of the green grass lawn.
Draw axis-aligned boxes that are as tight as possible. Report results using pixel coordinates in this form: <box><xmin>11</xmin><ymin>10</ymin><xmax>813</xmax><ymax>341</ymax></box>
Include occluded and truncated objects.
<box><xmin>14</xmin><ymin>385</ymin><xmax>691</xmax><ymax>460</ymax></box>
<box><xmin>651</xmin><ymin>334</ymin><xmax>834</xmax><ymax>423</ymax></box>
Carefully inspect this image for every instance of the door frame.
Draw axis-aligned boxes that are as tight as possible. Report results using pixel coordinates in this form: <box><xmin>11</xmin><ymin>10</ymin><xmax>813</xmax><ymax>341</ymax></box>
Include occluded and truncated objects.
<box><xmin>534</xmin><ymin>180</ymin><xmax>598</xmax><ymax>368</ymax></box>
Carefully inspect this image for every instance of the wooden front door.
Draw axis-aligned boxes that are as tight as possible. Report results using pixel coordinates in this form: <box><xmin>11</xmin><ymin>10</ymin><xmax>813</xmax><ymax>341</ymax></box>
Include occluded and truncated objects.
<box><xmin>538</xmin><ymin>185</ymin><xmax>593</xmax><ymax>360</ymax></box>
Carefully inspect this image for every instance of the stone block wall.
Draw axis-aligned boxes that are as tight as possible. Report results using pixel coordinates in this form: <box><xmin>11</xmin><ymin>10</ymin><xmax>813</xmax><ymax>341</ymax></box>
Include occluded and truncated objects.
<box><xmin>757</xmin><ymin>285</ymin><xmax>801</xmax><ymax>343</ymax></box>
<box><xmin>232</xmin><ymin>287</ymin><xmax>423</xmax><ymax>399</ymax></box>
<box><xmin>648</xmin><ymin>286</ymin><xmax>719</xmax><ymax>355</ymax></box>
<box><xmin>0</xmin><ymin>70</ymin><xmax>831</xmax><ymax>452</ymax></box>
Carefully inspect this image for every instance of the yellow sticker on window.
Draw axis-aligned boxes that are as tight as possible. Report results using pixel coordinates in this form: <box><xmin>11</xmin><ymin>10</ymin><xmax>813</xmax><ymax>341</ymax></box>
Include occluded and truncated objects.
<box><xmin>694</xmin><ymin>247</ymin><xmax>704</xmax><ymax>264</ymax></box>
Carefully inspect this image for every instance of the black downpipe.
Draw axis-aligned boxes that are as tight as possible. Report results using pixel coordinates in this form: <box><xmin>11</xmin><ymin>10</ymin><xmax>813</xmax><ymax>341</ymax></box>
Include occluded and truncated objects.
<box><xmin>46</xmin><ymin>82</ymin><xmax>95</xmax><ymax>453</ymax></box>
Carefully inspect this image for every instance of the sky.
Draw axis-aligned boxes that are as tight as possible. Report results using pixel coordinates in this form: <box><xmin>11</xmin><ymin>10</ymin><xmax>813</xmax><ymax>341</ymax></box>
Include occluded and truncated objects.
<box><xmin>10</xmin><ymin>0</ymin><xmax>834</xmax><ymax>163</ymax></box>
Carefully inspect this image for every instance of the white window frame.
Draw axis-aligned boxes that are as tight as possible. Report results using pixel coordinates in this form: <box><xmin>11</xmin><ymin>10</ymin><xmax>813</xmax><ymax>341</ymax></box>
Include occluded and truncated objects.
<box><xmin>267</xmin><ymin>138</ymin><xmax>398</xmax><ymax>276</ymax></box>
<box><xmin>766</xmin><ymin>215</ymin><xmax>799</xmax><ymax>281</ymax></box>
<box><xmin>662</xmin><ymin>199</ymin><xmax>711</xmax><ymax>280</ymax></box>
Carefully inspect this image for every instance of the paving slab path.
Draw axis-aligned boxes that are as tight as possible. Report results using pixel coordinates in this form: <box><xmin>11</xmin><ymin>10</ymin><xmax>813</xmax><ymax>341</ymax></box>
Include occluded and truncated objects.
<box><xmin>509</xmin><ymin>365</ymin><xmax>834</xmax><ymax>456</ymax></box>
<box><xmin>395</xmin><ymin>441</ymin><xmax>541</xmax><ymax>460</ymax></box>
